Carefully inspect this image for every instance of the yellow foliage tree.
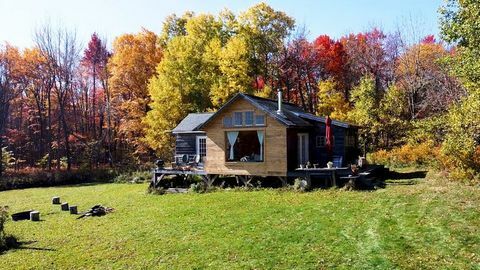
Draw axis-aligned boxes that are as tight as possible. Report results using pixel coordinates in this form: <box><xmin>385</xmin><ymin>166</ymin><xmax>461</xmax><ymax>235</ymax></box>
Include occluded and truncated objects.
<box><xmin>144</xmin><ymin>16</ymin><xmax>221</xmax><ymax>158</ymax></box>
<box><xmin>316</xmin><ymin>79</ymin><xmax>350</xmax><ymax>120</ymax></box>
<box><xmin>108</xmin><ymin>29</ymin><xmax>162</xmax><ymax>157</ymax></box>
<box><xmin>209</xmin><ymin>36</ymin><xmax>252</xmax><ymax>107</ymax></box>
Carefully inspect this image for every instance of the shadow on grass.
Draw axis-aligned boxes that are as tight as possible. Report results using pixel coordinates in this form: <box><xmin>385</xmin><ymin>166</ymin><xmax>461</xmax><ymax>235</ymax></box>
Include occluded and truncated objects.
<box><xmin>385</xmin><ymin>170</ymin><xmax>428</xmax><ymax>185</ymax></box>
<box><xmin>1</xmin><ymin>236</ymin><xmax>56</xmax><ymax>254</ymax></box>
<box><xmin>54</xmin><ymin>181</ymin><xmax>113</xmax><ymax>189</ymax></box>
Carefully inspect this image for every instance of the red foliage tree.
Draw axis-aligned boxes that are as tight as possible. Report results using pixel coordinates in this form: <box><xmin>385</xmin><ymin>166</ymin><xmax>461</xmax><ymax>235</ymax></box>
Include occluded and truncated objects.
<box><xmin>81</xmin><ymin>33</ymin><xmax>110</xmax><ymax>139</ymax></box>
<box><xmin>340</xmin><ymin>28</ymin><xmax>392</xmax><ymax>95</ymax></box>
<box><xmin>313</xmin><ymin>35</ymin><xmax>348</xmax><ymax>98</ymax></box>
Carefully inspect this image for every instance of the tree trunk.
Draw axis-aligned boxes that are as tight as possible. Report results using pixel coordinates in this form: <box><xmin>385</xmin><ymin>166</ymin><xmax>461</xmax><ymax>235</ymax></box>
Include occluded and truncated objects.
<box><xmin>47</xmin><ymin>87</ymin><xmax>52</xmax><ymax>171</ymax></box>
<box><xmin>92</xmin><ymin>64</ymin><xmax>96</xmax><ymax>139</ymax></box>
<box><xmin>60</xmin><ymin>101</ymin><xmax>71</xmax><ymax>171</ymax></box>
<box><xmin>0</xmin><ymin>136</ymin><xmax>3</xmax><ymax>177</ymax></box>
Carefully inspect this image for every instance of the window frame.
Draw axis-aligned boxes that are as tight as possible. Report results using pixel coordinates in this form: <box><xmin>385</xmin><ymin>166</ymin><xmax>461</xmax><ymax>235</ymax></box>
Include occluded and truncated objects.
<box><xmin>316</xmin><ymin>136</ymin><xmax>326</xmax><ymax>148</ymax></box>
<box><xmin>345</xmin><ymin>135</ymin><xmax>355</xmax><ymax>147</ymax></box>
<box><xmin>233</xmin><ymin>112</ymin><xmax>243</xmax><ymax>126</ymax></box>
<box><xmin>223</xmin><ymin>116</ymin><xmax>233</xmax><ymax>127</ymax></box>
<box><xmin>244</xmin><ymin>111</ymin><xmax>254</xmax><ymax>126</ymax></box>
<box><xmin>255</xmin><ymin>114</ymin><xmax>266</xmax><ymax>126</ymax></box>
<box><xmin>196</xmin><ymin>136</ymin><xmax>207</xmax><ymax>162</ymax></box>
<box><xmin>225</xmin><ymin>130</ymin><xmax>265</xmax><ymax>163</ymax></box>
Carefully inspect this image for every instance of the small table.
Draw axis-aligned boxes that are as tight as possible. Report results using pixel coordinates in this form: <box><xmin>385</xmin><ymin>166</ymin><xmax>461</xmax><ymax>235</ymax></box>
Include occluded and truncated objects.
<box><xmin>296</xmin><ymin>167</ymin><xmax>347</xmax><ymax>187</ymax></box>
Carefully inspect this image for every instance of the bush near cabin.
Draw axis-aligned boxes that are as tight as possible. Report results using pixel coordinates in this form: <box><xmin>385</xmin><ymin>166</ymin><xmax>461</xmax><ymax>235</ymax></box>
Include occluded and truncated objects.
<box><xmin>368</xmin><ymin>142</ymin><xmax>440</xmax><ymax>168</ymax></box>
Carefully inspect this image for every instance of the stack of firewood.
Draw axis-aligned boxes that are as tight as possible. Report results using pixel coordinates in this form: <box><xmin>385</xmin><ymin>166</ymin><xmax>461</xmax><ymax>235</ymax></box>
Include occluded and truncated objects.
<box><xmin>77</xmin><ymin>205</ymin><xmax>114</xmax><ymax>219</ymax></box>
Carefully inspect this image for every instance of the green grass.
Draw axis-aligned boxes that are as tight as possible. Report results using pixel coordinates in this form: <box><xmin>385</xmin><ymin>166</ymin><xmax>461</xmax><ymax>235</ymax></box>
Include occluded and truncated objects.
<box><xmin>1</xmin><ymin>172</ymin><xmax>479</xmax><ymax>269</ymax></box>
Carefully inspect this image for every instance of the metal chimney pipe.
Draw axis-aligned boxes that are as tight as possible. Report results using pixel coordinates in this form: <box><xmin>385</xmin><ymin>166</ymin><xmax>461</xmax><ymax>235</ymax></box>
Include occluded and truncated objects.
<box><xmin>277</xmin><ymin>89</ymin><xmax>282</xmax><ymax>115</ymax></box>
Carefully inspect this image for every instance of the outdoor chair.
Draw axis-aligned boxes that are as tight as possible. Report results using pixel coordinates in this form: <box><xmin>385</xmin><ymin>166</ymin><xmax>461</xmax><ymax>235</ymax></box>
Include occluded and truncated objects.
<box><xmin>332</xmin><ymin>156</ymin><xmax>343</xmax><ymax>168</ymax></box>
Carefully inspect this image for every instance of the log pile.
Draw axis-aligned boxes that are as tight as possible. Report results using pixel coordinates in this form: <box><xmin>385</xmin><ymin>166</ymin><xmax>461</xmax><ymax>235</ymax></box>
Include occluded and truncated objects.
<box><xmin>77</xmin><ymin>205</ymin><xmax>114</xmax><ymax>219</ymax></box>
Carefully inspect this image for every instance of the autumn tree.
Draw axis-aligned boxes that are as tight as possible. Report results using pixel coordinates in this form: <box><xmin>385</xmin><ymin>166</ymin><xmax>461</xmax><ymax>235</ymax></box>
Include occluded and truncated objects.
<box><xmin>79</xmin><ymin>33</ymin><xmax>111</xmax><ymax>166</ymax></box>
<box><xmin>378</xmin><ymin>84</ymin><xmax>409</xmax><ymax>147</ymax></box>
<box><xmin>108</xmin><ymin>29</ymin><xmax>162</xmax><ymax>159</ymax></box>
<box><xmin>316</xmin><ymin>79</ymin><xmax>349</xmax><ymax>120</ymax></box>
<box><xmin>159</xmin><ymin>12</ymin><xmax>193</xmax><ymax>46</ymax></box>
<box><xmin>238</xmin><ymin>3</ymin><xmax>295</xmax><ymax>91</ymax></box>
<box><xmin>396</xmin><ymin>36</ymin><xmax>464</xmax><ymax>119</ymax></box>
<box><xmin>145</xmin><ymin>5</ymin><xmax>295</xmax><ymax>157</ymax></box>
<box><xmin>209</xmin><ymin>36</ymin><xmax>251</xmax><ymax>107</ymax></box>
<box><xmin>0</xmin><ymin>44</ymin><xmax>22</xmax><ymax>175</ymax></box>
<box><xmin>440</xmin><ymin>0</ymin><xmax>480</xmax><ymax>180</ymax></box>
<box><xmin>276</xmin><ymin>30</ymin><xmax>320</xmax><ymax>113</ymax></box>
<box><xmin>340</xmin><ymin>28</ymin><xmax>396</xmax><ymax>95</ymax></box>
<box><xmin>81</xmin><ymin>33</ymin><xmax>110</xmax><ymax>138</ymax></box>
<box><xmin>34</xmin><ymin>24</ymin><xmax>80</xmax><ymax>170</ymax></box>
<box><xmin>313</xmin><ymin>35</ymin><xmax>348</xmax><ymax>97</ymax></box>
<box><xmin>144</xmin><ymin>14</ymin><xmax>222</xmax><ymax>157</ymax></box>
<box><xmin>21</xmin><ymin>47</ymin><xmax>55</xmax><ymax>168</ymax></box>
<box><xmin>348</xmin><ymin>76</ymin><xmax>380</xmax><ymax>153</ymax></box>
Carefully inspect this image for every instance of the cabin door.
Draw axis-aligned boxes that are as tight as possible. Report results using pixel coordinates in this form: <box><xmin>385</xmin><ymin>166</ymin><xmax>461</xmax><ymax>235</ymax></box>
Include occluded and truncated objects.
<box><xmin>297</xmin><ymin>133</ymin><xmax>309</xmax><ymax>166</ymax></box>
<box><xmin>196</xmin><ymin>136</ymin><xmax>207</xmax><ymax>163</ymax></box>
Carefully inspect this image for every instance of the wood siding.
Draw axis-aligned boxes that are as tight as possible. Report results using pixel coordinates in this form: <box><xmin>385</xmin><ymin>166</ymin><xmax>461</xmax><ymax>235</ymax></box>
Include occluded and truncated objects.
<box><xmin>175</xmin><ymin>133</ymin><xmax>198</xmax><ymax>156</ymax></box>
<box><xmin>202</xmin><ymin>98</ymin><xmax>288</xmax><ymax>176</ymax></box>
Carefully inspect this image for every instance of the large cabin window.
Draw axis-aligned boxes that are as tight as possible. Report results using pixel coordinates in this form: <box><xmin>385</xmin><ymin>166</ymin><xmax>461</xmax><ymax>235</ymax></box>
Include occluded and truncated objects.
<box><xmin>226</xmin><ymin>130</ymin><xmax>264</xmax><ymax>162</ymax></box>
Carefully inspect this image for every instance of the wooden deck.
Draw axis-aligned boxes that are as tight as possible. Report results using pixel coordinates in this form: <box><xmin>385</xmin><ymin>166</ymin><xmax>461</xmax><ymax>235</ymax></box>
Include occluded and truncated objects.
<box><xmin>154</xmin><ymin>168</ymin><xmax>207</xmax><ymax>175</ymax></box>
<box><xmin>150</xmin><ymin>165</ymin><xmax>386</xmax><ymax>189</ymax></box>
<box><xmin>290</xmin><ymin>165</ymin><xmax>386</xmax><ymax>187</ymax></box>
<box><xmin>151</xmin><ymin>167</ymin><xmax>213</xmax><ymax>188</ymax></box>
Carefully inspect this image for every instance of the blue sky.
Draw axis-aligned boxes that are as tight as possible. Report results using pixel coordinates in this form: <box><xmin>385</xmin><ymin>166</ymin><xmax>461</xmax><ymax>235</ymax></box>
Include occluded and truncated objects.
<box><xmin>0</xmin><ymin>0</ymin><xmax>444</xmax><ymax>48</ymax></box>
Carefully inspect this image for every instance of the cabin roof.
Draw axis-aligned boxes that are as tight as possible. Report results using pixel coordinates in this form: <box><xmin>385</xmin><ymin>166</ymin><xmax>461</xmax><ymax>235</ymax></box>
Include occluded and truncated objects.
<box><xmin>172</xmin><ymin>112</ymin><xmax>214</xmax><ymax>134</ymax></box>
<box><xmin>197</xmin><ymin>93</ymin><xmax>357</xmax><ymax>129</ymax></box>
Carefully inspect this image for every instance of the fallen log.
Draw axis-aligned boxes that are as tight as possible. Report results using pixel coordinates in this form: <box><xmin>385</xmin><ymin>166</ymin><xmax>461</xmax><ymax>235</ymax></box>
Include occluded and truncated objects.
<box><xmin>11</xmin><ymin>210</ymin><xmax>33</xmax><ymax>221</ymax></box>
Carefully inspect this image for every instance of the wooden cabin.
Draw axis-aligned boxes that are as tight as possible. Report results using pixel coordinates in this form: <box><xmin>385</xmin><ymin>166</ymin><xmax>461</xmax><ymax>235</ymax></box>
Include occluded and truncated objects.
<box><xmin>171</xmin><ymin>92</ymin><xmax>360</xmax><ymax>178</ymax></box>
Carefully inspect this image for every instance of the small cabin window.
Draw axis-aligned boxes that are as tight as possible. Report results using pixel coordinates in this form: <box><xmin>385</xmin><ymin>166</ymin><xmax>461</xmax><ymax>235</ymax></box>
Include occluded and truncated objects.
<box><xmin>223</xmin><ymin>116</ymin><xmax>233</xmax><ymax>127</ymax></box>
<box><xmin>196</xmin><ymin>136</ymin><xmax>207</xmax><ymax>162</ymax></box>
<box><xmin>245</xmin><ymin>111</ymin><xmax>254</xmax><ymax>126</ymax></box>
<box><xmin>316</xmin><ymin>136</ymin><xmax>325</xmax><ymax>147</ymax></box>
<box><xmin>234</xmin><ymin>112</ymin><xmax>243</xmax><ymax>126</ymax></box>
<box><xmin>345</xmin><ymin>135</ymin><xmax>355</xmax><ymax>147</ymax></box>
<box><xmin>255</xmin><ymin>115</ymin><xmax>265</xmax><ymax>126</ymax></box>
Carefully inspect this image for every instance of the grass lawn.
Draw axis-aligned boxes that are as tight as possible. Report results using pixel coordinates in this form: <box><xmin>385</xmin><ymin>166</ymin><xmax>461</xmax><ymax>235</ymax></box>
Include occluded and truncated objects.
<box><xmin>1</xmin><ymin>171</ymin><xmax>479</xmax><ymax>269</ymax></box>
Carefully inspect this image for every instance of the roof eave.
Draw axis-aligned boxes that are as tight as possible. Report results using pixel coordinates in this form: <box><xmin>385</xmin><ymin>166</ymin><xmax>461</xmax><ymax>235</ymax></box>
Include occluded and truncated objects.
<box><xmin>172</xmin><ymin>130</ymin><xmax>207</xmax><ymax>134</ymax></box>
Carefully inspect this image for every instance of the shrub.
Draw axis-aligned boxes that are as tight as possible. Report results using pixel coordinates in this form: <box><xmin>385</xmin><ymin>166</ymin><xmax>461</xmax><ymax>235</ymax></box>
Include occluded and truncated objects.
<box><xmin>0</xmin><ymin>206</ymin><xmax>8</xmax><ymax>250</ymax></box>
<box><xmin>0</xmin><ymin>167</ymin><xmax>118</xmax><ymax>191</ymax></box>
<box><xmin>293</xmin><ymin>178</ymin><xmax>309</xmax><ymax>192</ymax></box>
<box><xmin>146</xmin><ymin>186</ymin><xmax>166</xmax><ymax>195</ymax></box>
<box><xmin>189</xmin><ymin>183</ymin><xmax>206</xmax><ymax>193</ymax></box>
<box><xmin>1</xmin><ymin>147</ymin><xmax>15</xmax><ymax>170</ymax></box>
<box><xmin>114</xmin><ymin>171</ymin><xmax>151</xmax><ymax>183</ymax></box>
<box><xmin>368</xmin><ymin>142</ymin><xmax>440</xmax><ymax>168</ymax></box>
